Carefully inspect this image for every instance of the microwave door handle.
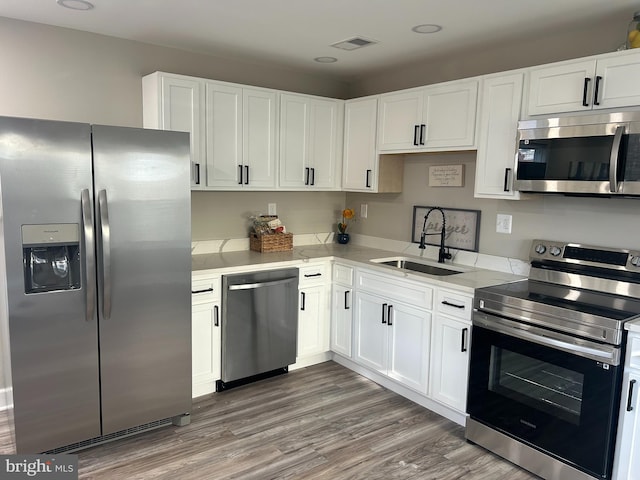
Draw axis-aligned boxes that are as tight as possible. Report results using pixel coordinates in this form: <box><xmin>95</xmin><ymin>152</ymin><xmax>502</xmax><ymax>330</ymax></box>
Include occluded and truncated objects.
<box><xmin>81</xmin><ymin>189</ymin><xmax>96</xmax><ymax>322</ymax></box>
<box><xmin>609</xmin><ymin>125</ymin><xmax>624</xmax><ymax>193</ymax></box>
<box><xmin>98</xmin><ymin>189</ymin><xmax>112</xmax><ymax>320</ymax></box>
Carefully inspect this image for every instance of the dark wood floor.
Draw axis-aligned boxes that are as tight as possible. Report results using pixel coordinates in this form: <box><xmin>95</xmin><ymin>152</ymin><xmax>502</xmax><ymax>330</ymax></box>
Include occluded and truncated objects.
<box><xmin>3</xmin><ymin>361</ymin><xmax>539</xmax><ymax>479</ymax></box>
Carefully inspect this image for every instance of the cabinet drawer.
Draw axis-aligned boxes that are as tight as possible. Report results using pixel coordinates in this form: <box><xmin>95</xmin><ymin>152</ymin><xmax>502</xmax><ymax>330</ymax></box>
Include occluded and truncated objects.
<box><xmin>191</xmin><ymin>276</ymin><xmax>220</xmax><ymax>304</ymax></box>
<box><xmin>357</xmin><ymin>269</ymin><xmax>433</xmax><ymax>310</ymax></box>
<box><xmin>436</xmin><ymin>288</ymin><xmax>472</xmax><ymax>321</ymax></box>
<box><xmin>298</xmin><ymin>263</ymin><xmax>328</xmax><ymax>287</ymax></box>
<box><xmin>333</xmin><ymin>263</ymin><xmax>354</xmax><ymax>286</ymax></box>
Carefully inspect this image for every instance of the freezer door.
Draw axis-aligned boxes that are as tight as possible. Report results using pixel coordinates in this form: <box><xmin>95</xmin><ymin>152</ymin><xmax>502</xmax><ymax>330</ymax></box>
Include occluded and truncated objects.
<box><xmin>91</xmin><ymin>125</ymin><xmax>191</xmax><ymax>434</ymax></box>
<box><xmin>0</xmin><ymin>116</ymin><xmax>101</xmax><ymax>452</ymax></box>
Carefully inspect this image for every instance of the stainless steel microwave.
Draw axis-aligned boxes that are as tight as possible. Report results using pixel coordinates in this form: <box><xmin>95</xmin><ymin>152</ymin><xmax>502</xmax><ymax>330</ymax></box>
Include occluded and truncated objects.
<box><xmin>515</xmin><ymin>112</ymin><xmax>640</xmax><ymax>196</ymax></box>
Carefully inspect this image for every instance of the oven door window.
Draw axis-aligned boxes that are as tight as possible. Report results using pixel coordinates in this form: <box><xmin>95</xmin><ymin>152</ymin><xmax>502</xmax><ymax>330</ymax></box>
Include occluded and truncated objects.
<box><xmin>489</xmin><ymin>348</ymin><xmax>584</xmax><ymax>426</ymax></box>
<box><xmin>468</xmin><ymin>325</ymin><xmax>622</xmax><ymax>479</ymax></box>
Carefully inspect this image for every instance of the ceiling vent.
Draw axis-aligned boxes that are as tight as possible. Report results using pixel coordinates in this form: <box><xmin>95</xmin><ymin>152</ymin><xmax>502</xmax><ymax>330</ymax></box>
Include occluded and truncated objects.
<box><xmin>330</xmin><ymin>36</ymin><xmax>378</xmax><ymax>51</ymax></box>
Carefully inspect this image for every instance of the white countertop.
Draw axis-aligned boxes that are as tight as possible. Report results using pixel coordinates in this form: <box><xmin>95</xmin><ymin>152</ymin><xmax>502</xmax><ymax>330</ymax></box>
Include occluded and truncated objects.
<box><xmin>192</xmin><ymin>244</ymin><xmax>525</xmax><ymax>293</ymax></box>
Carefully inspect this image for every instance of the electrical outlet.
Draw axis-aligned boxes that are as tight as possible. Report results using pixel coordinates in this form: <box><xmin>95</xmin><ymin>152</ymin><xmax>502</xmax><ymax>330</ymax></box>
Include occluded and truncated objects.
<box><xmin>496</xmin><ymin>214</ymin><xmax>512</xmax><ymax>234</ymax></box>
<box><xmin>268</xmin><ymin>203</ymin><xmax>277</xmax><ymax>215</ymax></box>
<box><xmin>361</xmin><ymin>203</ymin><xmax>368</xmax><ymax>219</ymax></box>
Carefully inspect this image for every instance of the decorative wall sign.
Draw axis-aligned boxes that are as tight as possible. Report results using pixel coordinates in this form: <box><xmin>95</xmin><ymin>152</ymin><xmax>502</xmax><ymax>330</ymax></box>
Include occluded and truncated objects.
<box><xmin>428</xmin><ymin>164</ymin><xmax>464</xmax><ymax>187</ymax></box>
<box><xmin>411</xmin><ymin>206</ymin><xmax>480</xmax><ymax>252</ymax></box>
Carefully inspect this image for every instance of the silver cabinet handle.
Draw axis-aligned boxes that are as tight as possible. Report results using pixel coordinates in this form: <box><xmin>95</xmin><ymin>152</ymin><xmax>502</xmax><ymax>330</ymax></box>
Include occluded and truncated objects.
<box><xmin>609</xmin><ymin>125</ymin><xmax>624</xmax><ymax>193</ymax></box>
<box><xmin>81</xmin><ymin>189</ymin><xmax>96</xmax><ymax>322</ymax></box>
<box><xmin>227</xmin><ymin>276</ymin><xmax>298</xmax><ymax>291</ymax></box>
<box><xmin>98</xmin><ymin>189</ymin><xmax>112</xmax><ymax>320</ymax></box>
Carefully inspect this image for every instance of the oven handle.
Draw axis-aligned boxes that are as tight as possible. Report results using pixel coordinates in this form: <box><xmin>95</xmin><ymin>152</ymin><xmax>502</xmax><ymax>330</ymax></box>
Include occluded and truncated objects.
<box><xmin>473</xmin><ymin>312</ymin><xmax>621</xmax><ymax>366</ymax></box>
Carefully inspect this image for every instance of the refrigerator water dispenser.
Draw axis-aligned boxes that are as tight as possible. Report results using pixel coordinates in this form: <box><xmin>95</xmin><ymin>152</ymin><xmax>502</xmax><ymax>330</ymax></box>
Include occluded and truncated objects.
<box><xmin>22</xmin><ymin>223</ymin><xmax>81</xmax><ymax>293</ymax></box>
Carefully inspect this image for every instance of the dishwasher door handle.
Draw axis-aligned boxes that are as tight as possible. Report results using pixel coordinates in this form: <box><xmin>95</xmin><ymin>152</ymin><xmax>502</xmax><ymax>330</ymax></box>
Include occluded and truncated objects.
<box><xmin>228</xmin><ymin>276</ymin><xmax>298</xmax><ymax>291</ymax></box>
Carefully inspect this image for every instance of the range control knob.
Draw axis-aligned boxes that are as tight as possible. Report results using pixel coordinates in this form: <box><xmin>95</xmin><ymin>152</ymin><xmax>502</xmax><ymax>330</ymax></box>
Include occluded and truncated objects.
<box><xmin>534</xmin><ymin>244</ymin><xmax>547</xmax><ymax>255</ymax></box>
<box><xmin>631</xmin><ymin>256</ymin><xmax>640</xmax><ymax>267</ymax></box>
<box><xmin>549</xmin><ymin>246</ymin><xmax>562</xmax><ymax>257</ymax></box>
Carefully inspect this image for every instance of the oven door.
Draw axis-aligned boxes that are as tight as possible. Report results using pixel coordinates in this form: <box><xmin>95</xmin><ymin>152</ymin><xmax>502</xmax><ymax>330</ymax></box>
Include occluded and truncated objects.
<box><xmin>468</xmin><ymin>313</ymin><xmax>623</xmax><ymax>479</ymax></box>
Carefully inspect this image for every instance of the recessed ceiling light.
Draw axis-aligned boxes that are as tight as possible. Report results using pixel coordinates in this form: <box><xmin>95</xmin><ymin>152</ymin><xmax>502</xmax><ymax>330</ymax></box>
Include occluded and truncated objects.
<box><xmin>57</xmin><ymin>0</ymin><xmax>94</xmax><ymax>11</ymax></box>
<box><xmin>314</xmin><ymin>57</ymin><xmax>338</xmax><ymax>63</ymax></box>
<box><xmin>412</xmin><ymin>24</ymin><xmax>442</xmax><ymax>34</ymax></box>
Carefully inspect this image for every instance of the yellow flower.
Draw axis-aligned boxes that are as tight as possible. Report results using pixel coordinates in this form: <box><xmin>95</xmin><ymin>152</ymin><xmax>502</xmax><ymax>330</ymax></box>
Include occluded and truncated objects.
<box><xmin>338</xmin><ymin>208</ymin><xmax>355</xmax><ymax>233</ymax></box>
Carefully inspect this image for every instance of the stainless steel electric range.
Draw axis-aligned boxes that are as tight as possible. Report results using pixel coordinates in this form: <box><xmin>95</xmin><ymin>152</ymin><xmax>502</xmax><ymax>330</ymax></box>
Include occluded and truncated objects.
<box><xmin>466</xmin><ymin>239</ymin><xmax>640</xmax><ymax>480</ymax></box>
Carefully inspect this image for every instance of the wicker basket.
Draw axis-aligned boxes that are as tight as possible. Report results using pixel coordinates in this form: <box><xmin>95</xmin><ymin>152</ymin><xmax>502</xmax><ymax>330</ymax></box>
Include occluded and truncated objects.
<box><xmin>249</xmin><ymin>232</ymin><xmax>293</xmax><ymax>253</ymax></box>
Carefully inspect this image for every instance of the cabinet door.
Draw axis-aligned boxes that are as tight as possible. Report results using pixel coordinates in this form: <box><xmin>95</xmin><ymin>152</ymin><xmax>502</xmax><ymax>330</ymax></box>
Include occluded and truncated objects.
<box><xmin>191</xmin><ymin>301</ymin><xmax>221</xmax><ymax>397</ymax></box>
<box><xmin>308</xmin><ymin>98</ymin><xmax>340</xmax><ymax>189</ymax></box>
<box><xmin>354</xmin><ymin>292</ymin><xmax>388</xmax><ymax>374</ymax></box>
<box><xmin>243</xmin><ymin>88</ymin><xmax>277</xmax><ymax>188</ymax></box>
<box><xmin>422</xmin><ymin>81</ymin><xmax>478</xmax><ymax>149</ymax></box>
<box><xmin>429</xmin><ymin>315</ymin><xmax>470</xmax><ymax>412</ymax></box>
<box><xmin>205</xmin><ymin>82</ymin><xmax>242</xmax><ymax>187</ymax></box>
<box><xmin>279</xmin><ymin>94</ymin><xmax>309</xmax><ymax>188</ymax></box>
<box><xmin>377</xmin><ymin>90</ymin><xmax>423</xmax><ymax>151</ymax></box>
<box><xmin>387</xmin><ymin>302</ymin><xmax>431</xmax><ymax>394</ymax></box>
<box><xmin>143</xmin><ymin>74</ymin><xmax>205</xmax><ymax>188</ymax></box>
<box><xmin>527</xmin><ymin>60</ymin><xmax>596</xmax><ymax>116</ymax></box>
<box><xmin>594</xmin><ymin>53</ymin><xmax>640</xmax><ymax>110</ymax></box>
<box><xmin>331</xmin><ymin>284</ymin><xmax>353</xmax><ymax>358</ymax></box>
<box><xmin>613</xmin><ymin>370</ymin><xmax>640</xmax><ymax>480</ymax></box>
<box><xmin>343</xmin><ymin>97</ymin><xmax>378</xmax><ymax>191</ymax></box>
<box><xmin>297</xmin><ymin>286</ymin><xmax>329</xmax><ymax>358</ymax></box>
<box><xmin>474</xmin><ymin>73</ymin><xmax>523</xmax><ymax>199</ymax></box>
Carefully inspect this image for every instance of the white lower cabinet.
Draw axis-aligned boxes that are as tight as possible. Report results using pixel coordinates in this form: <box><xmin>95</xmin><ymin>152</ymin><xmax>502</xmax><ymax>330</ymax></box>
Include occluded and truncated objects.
<box><xmin>613</xmin><ymin>332</ymin><xmax>640</xmax><ymax>479</ymax></box>
<box><xmin>331</xmin><ymin>283</ymin><xmax>353</xmax><ymax>358</ymax></box>
<box><xmin>331</xmin><ymin>263</ymin><xmax>354</xmax><ymax>358</ymax></box>
<box><xmin>296</xmin><ymin>263</ymin><xmax>330</xmax><ymax>364</ymax></box>
<box><xmin>354</xmin><ymin>291</ymin><xmax>431</xmax><ymax>394</ymax></box>
<box><xmin>429</xmin><ymin>315</ymin><xmax>470</xmax><ymax>411</ymax></box>
<box><xmin>298</xmin><ymin>285</ymin><xmax>329</xmax><ymax>358</ymax></box>
<box><xmin>429</xmin><ymin>288</ymin><xmax>472</xmax><ymax>412</ymax></box>
<box><xmin>191</xmin><ymin>276</ymin><xmax>221</xmax><ymax>398</ymax></box>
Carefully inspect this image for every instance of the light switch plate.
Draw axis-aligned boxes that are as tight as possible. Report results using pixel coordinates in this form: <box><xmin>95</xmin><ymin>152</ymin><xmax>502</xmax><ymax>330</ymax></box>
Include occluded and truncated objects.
<box><xmin>361</xmin><ymin>204</ymin><xmax>368</xmax><ymax>218</ymax></box>
<box><xmin>268</xmin><ymin>203</ymin><xmax>277</xmax><ymax>215</ymax></box>
<box><xmin>496</xmin><ymin>214</ymin><xmax>512</xmax><ymax>234</ymax></box>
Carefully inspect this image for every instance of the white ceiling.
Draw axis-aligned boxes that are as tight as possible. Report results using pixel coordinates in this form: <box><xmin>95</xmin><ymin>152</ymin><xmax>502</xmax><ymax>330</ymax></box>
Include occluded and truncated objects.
<box><xmin>1</xmin><ymin>0</ymin><xmax>638</xmax><ymax>79</ymax></box>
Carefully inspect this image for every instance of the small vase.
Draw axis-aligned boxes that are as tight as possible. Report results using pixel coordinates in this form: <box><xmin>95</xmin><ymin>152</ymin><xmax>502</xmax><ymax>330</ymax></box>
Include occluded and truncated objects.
<box><xmin>337</xmin><ymin>233</ymin><xmax>350</xmax><ymax>244</ymax></box>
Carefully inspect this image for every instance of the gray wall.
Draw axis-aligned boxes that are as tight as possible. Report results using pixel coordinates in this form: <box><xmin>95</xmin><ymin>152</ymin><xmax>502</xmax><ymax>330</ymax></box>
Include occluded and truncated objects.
<box><xmin>346</xmin><ymin>153</ymin><xmax>640</xmax><ymax>260</ymax></box>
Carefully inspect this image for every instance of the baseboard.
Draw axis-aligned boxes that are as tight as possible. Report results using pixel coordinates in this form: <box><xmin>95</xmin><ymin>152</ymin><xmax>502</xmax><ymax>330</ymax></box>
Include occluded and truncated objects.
<box><xmin>331</xmin><ymin>353</ymin><xmax>467</xmax><ymax>427</ymax></box>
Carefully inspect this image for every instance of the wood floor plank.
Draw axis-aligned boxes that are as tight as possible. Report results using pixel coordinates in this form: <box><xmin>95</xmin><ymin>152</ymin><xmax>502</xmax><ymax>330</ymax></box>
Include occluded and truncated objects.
<box><xmin>2</xmin><ymin>361</ymin><xmax>540</xmax><ymax>479</ymax></box>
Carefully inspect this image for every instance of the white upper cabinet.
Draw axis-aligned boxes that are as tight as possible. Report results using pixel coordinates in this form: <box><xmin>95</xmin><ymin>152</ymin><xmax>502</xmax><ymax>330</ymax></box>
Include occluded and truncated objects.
<box><xmin>474</xmin><ymin>72</ymin><xmax>524</xmax><ymax>199</ymax></box>
<box><xmin>342</xmin><ymin>97</ymin><xmax>404</xmax><ymax>193</ymax></box>
<box><xmin>206</xmin><ymin>82</ymin><xmax>277</xmax><ymax>189</ymax></box>
<box><xmin>142</xmin><ymin>72</ymin><xmax>205</xmax><ymax>188</ymax></box>
<box><xmin>279</xmin><ymin>93</ymin><xmax>343</xmax><ymax>190</ymax></box>
<box><xmin>526</xmin><ymin>49</ymin><xmax>640</xmax><ymax>116</ymax></box>
<box><xmin>377</xmin><ymin>80</ymin><xmax>478</xmax><ymax>153</ymax></box>
<box><xmin>342</xmin><ymin>97</ymin><xmax>378</xmax><ymax>191</ymax></box>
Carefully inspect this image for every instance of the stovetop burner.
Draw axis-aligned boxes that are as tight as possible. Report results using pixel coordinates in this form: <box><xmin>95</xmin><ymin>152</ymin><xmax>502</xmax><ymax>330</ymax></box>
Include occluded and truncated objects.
<box><xmin>474</xmin><ymin>240</ymin><xmax>640</xmax><ymax>346</ymax></box>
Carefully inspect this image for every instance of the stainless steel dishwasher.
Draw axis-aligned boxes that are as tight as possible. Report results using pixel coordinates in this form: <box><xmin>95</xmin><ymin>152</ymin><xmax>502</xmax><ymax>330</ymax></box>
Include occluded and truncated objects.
<box><xmin>218</xmin><ymin>268</ymin><xmax>299</xmax><ymax>390</ymax></box>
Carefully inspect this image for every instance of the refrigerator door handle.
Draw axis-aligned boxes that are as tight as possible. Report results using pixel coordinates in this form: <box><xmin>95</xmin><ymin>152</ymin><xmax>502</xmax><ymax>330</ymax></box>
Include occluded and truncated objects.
<box><xmin>98</xmin><ymin>189</ymin><xmax>112</xmax><ymax>320</ymax></box>
<box><xmin>81</xmin><ymin>188</ymin><xmax>96</xmax><ymax>322</ymax></box>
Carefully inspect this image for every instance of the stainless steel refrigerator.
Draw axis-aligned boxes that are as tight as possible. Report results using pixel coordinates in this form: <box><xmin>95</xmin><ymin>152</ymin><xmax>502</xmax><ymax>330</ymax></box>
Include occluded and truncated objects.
<box><xmin>0</xmin><ymin>116</ymin><xmax>192</xmax><ymax>453</ymax></box>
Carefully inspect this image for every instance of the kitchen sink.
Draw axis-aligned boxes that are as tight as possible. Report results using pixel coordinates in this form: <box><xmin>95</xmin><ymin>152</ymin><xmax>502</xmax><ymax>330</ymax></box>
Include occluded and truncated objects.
<box><xmin>370</xmin><ymin>257</ymin><xmax>466</xmax><ymax>276</ymax></box>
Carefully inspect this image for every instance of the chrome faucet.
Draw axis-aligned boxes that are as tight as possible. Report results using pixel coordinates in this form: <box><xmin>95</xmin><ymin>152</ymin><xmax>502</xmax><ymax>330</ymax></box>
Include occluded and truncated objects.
<box><xmin>418</xmin><ymin>207</ymin><xmax>452</xmax><ymax>263</ymax></box>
